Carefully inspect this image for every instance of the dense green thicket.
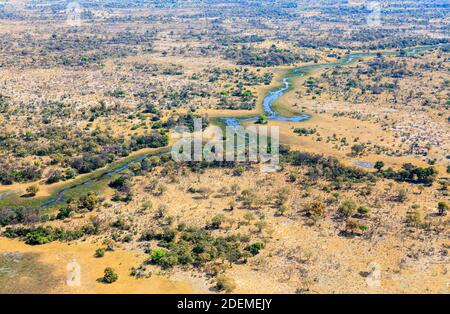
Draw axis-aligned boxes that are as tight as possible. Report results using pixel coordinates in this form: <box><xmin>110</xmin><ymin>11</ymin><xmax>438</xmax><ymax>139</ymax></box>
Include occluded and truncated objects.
<box><xmin>224</xmin><ymin>45</ymin><xmax>315</xmax><ymax>67</ymax></box>
<box><xmin>283</xmin><ymin>151</ymin><xmax>438</xmax><ymax>185</ymax></box>
<box><xmin>142</xmin><ymin>226</ymin><xmax>263</xmax><ymax>270</ymax></box>
<box><xmin>284</xmin><ymin>151</ymin><xmax>368</xmax><ymax>182</ymax></box>
<box><xmin>0</xmin><ymin>129</ymin><xmax>168</xmax><ymax>185</ymax></box>
<box><xmin>381</xmin><ymin>163</ymin><xmax>438</xmax><ymax>185</ymax></box>
<box><xmin>3</xmin><ymin>225</ymin><xmax>96</xmax><ymax>245</ymax></box>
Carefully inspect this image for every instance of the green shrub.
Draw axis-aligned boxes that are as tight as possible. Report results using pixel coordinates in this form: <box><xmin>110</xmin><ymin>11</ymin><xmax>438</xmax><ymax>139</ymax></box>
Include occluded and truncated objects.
<box><xmin>396</xmin><ymin>189</ymin><xmax>408</xmax><ymax>202</ymax></box>
<box><xmin>374</xmin><ymin>161</ymin><xmax>384</xmax><ymax>172</ymax></box>
<box><xmin>95</xmin><ymin>248</ymin><xmax>106</xmax><ymax>258</ymax></box>
<box><xmin>24</xmin><ymin>227</ymin><xmax>54</xmax><ymax>245</ymax></box>
<box><xmin>256</xmin><ymin>114</ymin><xmax>268</xmax><ymax>125</ymax></box>
<box><xmin>56</xmin><ymin>207</ymin><xmax>72</xmax><ymax>220</ymax></box>
<box><xmin>215</xmin><ymin>276</ymin><xmax>236</xmax><ymax>293</ymax></box>
<box><xmin>26</xmin><ymin>185</ymin><xmax>39</xmax><ymax>196</ymax></box>
<box><xmin>122</xmin><ymin>234</ymin><xmax>133</xmax><ymax>243</ymax></box>
<box><xmin>112</xmin><ymin>218</ymin><xmax>130</xmax><ymax>230</ymax></box>
<box><xmin>351</xmin><ymin>144</ymin><xmax>365</xmax><ymax>156</ymax></box>
<box><xmin>287</xmin><ymin>174</ymin><xmax>296</xmax><ymax>182</ymax></box>
<box><xmin>210</xmin><ymin>214</ymin><xmax>226</xmax><ymax>229</ymax></box>
<box><xmin>293</xmin><ymin>127</ymin><xmax>316</xmax><ymax>136</ymax></box>
<box><xmin>109</xmin><ymin>175</ymin><xmax>131</xmax><ymax>192</ymax></box>
<box><xmin>158</xmin><ymin>253</ymin><xmax>179</xmax><ymax>269</ymax></box>
<box><xmin>438</xmin><ymin>202</ymin><xmax>449</xmax><ymax>215</ymax></box>
<box><xmin>275</xmin><ymin>188</ymin><xmax>290</xmax><ymax>206</ymax></box>
<box><xmin>79</xmin><ymin>192</ymin><xmax>99</xmax><ymax>211</ymax></box>
<box><xmin>102</xmin><ymin>267</ymin><xmax>118</xmax><ymax>283</ymax></box>
<box><xmin>305</xmin><ymin>200</ymin><xmax>326</xmax><ymax>217</ymax></box>
<box><xmin>233</xmin><ymin>165</ymin><xmax>245</xmax><ymax>176</ymax></box>
<box><xmin>345</xmin><ymin>219</ymin><xmax>360</xmax><ymax>234</ymax></box>
<box><xmin>247</xmin><ymin>242</ymin><xmax>265</xmax><ymax>255</ymax></box>
<box><xmin>357</xmin><ymin>206</ymin><xmax>369</xmax><ymax>215</ymax></box>
<box><xmin>150</xmin><ymin>248</ymin><xmax>167</xmax><ymax>262</ymax></box>
<box><xmin>161</xmin><ymin>229</ymin><xmax>176</xmax><ymax>243</ymax></box>
<box><xmin>337</xmin><ymin>199</ymin><xmax>357</xmax><ymax>218</ymax></box>
<box><xmin>407</xmin><ymin>210</ymin><xmax>422</xmax><ymax>228</ymax></box>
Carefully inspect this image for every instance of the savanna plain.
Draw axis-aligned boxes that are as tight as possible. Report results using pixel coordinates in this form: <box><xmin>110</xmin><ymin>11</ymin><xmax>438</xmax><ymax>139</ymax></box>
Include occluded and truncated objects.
<box><xmin>0</xmin><ymin>0</ymin><xmax>449</xmax><ymax>294</ymax></box>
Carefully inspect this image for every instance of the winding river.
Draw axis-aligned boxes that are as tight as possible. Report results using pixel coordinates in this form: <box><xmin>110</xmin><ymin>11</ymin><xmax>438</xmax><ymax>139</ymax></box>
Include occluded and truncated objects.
<box><xmin>221</xmin><ymin>46</ymin><xmax>434</xmax><ymax>128</ymax></box>
<box><xmin>0</xmin><ymin>45</ymin><xmax>441</xmax><ymax>209</ymax></box>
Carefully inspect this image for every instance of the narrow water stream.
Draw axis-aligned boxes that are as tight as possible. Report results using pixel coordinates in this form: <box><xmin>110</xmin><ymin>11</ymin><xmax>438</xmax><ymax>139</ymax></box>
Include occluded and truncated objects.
<box><xmin>221</xmin><ymin>44</ymin><xmax>442</xmax><ymax>128</ymax></box>
<box><xmin>1</xmin><ymin>45</ymin><xmax>440</xmax><ymax>209</ymax></box>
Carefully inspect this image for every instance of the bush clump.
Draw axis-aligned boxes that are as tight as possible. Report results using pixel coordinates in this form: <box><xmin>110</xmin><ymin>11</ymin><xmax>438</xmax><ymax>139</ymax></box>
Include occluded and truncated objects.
<box><xmin>3</xmin><ymin>225</ymin><xmax>94</xmax><ymax>245</ymax></box>
<box><xmin>102</xmin><ymin>267</ymin><xmax>118</xmax><ymax>283</ymax></box>
<box><xmin>95</xmin><ymin>248</ymin><xmax>106</xmax><ymax>258</ymax></box>
<box><xmin>247</xmin><ymin>242</ymin><xmax>265</xmax><ymax>256</ymax></box>
<box><xmin>145</xmin><ymin>226</ymin><xmax>259</xmax><ymax>270</ymax></box>
<box><xmin>215</xmin><ymin>276</ymin><xmax>236</xmax><ymax>293</ymax></box>
<box><xmin>337</xmin><ymin>199</ymin><xmax>358</xmax><ymax>218</ymax></box>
